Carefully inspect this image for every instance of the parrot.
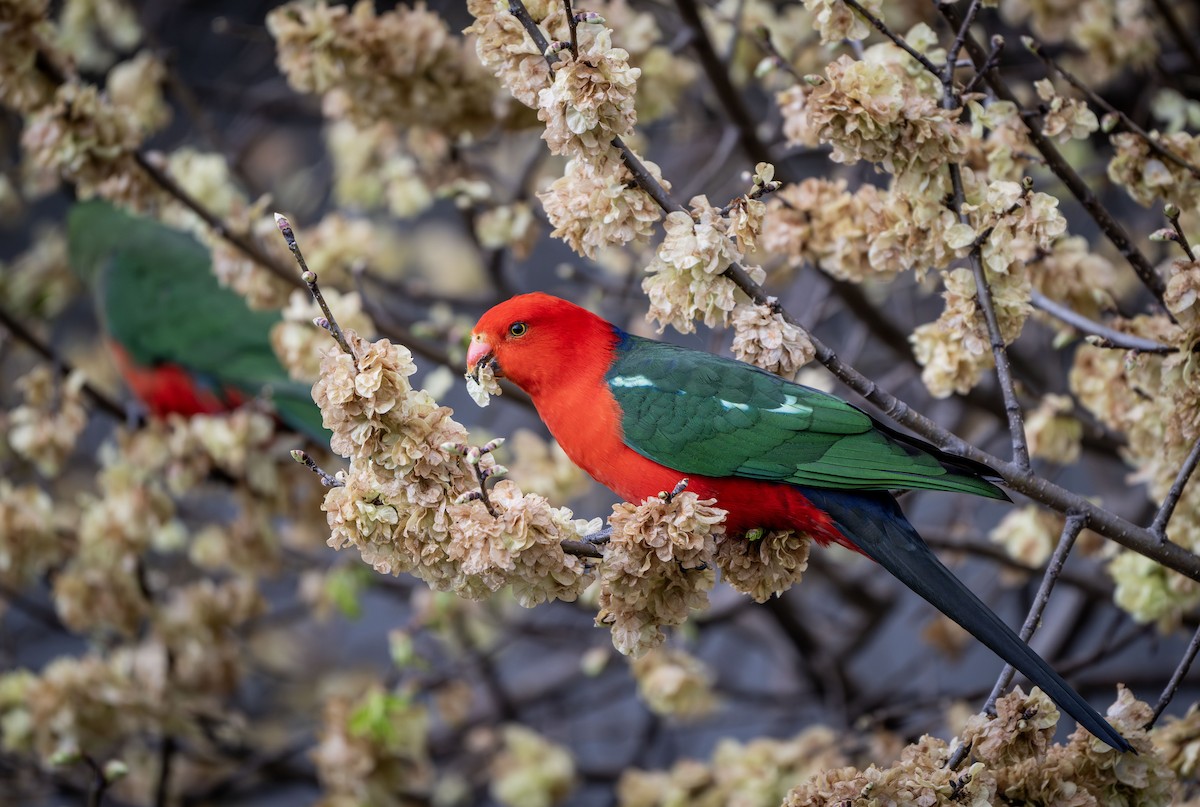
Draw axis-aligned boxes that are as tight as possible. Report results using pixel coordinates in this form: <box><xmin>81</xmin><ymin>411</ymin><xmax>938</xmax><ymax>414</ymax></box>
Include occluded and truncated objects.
<box><xmin>67</xmin><ymin>200</ymin><xmax>327</xmax><ymax>441</ymax></box>
<box><xmin>467</xmin><ymin>292</ymin><xmax>1131</xmax><ymax>753</ymax></box>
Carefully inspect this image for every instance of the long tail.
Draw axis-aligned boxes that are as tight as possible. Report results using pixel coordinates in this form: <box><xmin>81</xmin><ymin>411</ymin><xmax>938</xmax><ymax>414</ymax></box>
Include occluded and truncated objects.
<box><xmin>797</xmin><ymin>486</ymin><xmax>1132</xmax><ymax>753</ymax></box>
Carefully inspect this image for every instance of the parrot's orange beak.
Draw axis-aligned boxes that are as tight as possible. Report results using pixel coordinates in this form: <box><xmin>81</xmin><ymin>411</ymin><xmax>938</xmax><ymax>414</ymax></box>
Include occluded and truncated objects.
<box><xmin>466</xmin><ymin>333</ymin><xmax>495</xmax><ymax>377</ymax></box>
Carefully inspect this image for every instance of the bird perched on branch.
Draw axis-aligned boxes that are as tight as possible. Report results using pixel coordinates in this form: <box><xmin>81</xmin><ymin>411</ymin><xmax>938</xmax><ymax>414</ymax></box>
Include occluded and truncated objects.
<box><xmin>468</xmin><ymin>292</ymin><xmax>1130</xmax><ymax>752</ymax></box>
<box><xmin>67</xmin><ymin>200</ymin><xmax>326</xmax><ymax>440</ymax></box>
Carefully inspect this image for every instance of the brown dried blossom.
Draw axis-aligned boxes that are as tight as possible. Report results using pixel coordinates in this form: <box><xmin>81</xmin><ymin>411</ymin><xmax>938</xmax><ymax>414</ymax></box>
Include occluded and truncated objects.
<box><xmin>538</xmin><ymin>152</ymin><xmax>666</xmax><ymax>259</ymax></box>
<box><xmin>731</xmin><ymin>303</ymin><xmax>815</xmax><ymax>378</ymax></box>
<box><xmin>803</xmin><ymin>0</ymin><xmax>881</xmax><ymax>44</ymax></box>
<box><xmin>106</xmin><ymin>51</ymin><xmax>171</xmax><ymax>136</ymax></box>
<box><xmin>268</xmin><ymin>0</ymin><xmax>497</xmax><ymax>136</ymax></box>
<box><xmin>785</xmin><ymin>53</ymin><xmax>967</xmax><ymax>181</ymax></box>
<box><xmin>20</xmin><ymin>81</ymin><xmax>157</xmax><ymax>207</ymax></box>
<box><xmin>622</xmin><ymin>725</ymin><xmax>846</xmax><ymax>807</ymax></box>
<box><xmin>760</xmin><ymin>179</ymin><xmax>883</xmax><ymax>282</ymax></box>
<box><xmin>964</xmin><ymin>687</ymin><xmax>1060</xmax><ymax>768</ymax></box>
<box><xmin>715</xmin><ymin>529</ymin><xmax>811</xmax><ymax>603</ymax></box>
<box><xmin>0</xmin><ymin>480</ymin><xmax>67</xmax><ymax>585</ymax></box>
<box><xmin>1035</xmin><ymin>79</ymin><xmax>1099</xmax><ymax>143</ymax></box>
<box><xmin>315</xmin><ymin>330</ymin><xmax>594</xmax><ymax>604</ymax></box>
<box><xmin>536</xmin><ymin>26</ymin><xmax>640</xmax><ymax>160</ymax></box>
<box><xmin>466</xmin><ymin>0</ymin><xmax>560</xmax><ymax>109</ymax></box>
<box><xmin>597</xmin><ymin>491</ymin><xmax>724</xmax><ymax>657</ymax></box>
<box><xmin>1108</xmin><ymin>131</ymin><xmax>1200</xmax><ymax>211</ymax></box>
<box><xmin>643</xmin><ymin>196</ymin><xmax>765</xmax><ymax>334</ymax></box>
<box><xmin>785</xmin><ymin>736</ymin><xmax>996</xmax><ymax>807</ymax></box>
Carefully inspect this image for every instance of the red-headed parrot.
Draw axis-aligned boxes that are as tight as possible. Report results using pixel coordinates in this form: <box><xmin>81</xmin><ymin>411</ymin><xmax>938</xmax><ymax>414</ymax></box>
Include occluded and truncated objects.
<box><xmin>67</xmin><ymin>200</ymin><xmax>326</xmax><ymax>440</ymax></box>
<box><xmin>467</xmin><ymin>292</ymin><xmax>1130</xmax><ymax>752</ymax></box>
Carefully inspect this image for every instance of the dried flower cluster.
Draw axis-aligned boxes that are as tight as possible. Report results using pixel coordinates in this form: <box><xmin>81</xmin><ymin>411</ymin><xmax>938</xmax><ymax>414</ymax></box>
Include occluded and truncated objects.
<box><xmin>619</xmin><ymin>726</ymin><xmax>847</xmax><ymax>807</ymax></box>
<box><xmin>538</xmin><ymin>153</ymin><xmax>666</xmax><ymax>259</ymax></box>
<box><xmin>715</xmin><ymin>528</ymin><xmax>812</xmax><ymax>603</ymax></box>
<box><xmin>315</xmin><ymin>330</ymin><xmax>595</xmax><ymax>605</ymax></box>
<box><xmin>643</xmin><ymin>196</ymin><xmax>765</xmax><ymax>334</ymax></box>
<box><xmin>790</xmin><ymin>687</ymin><xmax>1173</xmax><ymax>807</ymax></box>
<box><xmin>597</xmin><ymin>491</ymin><xmax>723</xmax><ymax>656</ymax></box>
<box><xmin>268</xmin><ymin>0</ymin><xmax>497</xmax><ymax>136</ymax></box>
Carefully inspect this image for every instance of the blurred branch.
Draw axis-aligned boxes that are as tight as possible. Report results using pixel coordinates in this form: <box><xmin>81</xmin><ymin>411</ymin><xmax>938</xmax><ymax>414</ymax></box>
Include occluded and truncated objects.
<box><xmin>0</xmin><ymin>303</ymin><xmax>126</xmax><ymax>420</ymax></box>
<box><xmin>1031</xmin><ymin>290</ymin><xmax>1176</xmax><ymax>353</ymax></box>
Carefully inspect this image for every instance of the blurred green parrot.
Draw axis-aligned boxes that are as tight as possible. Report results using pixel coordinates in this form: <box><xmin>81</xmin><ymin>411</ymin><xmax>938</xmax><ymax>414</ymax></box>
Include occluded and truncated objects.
<box><xmin>67</xmin><ymin>200</ymin><xmax>327</xmax><ymax>441</ymax></box>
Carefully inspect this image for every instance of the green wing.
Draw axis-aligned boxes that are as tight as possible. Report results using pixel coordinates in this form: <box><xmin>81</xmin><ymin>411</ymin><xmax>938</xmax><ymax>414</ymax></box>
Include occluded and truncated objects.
<box><xmin>68</xmin><ymin>200</ymin><xmax>327</xmax><ymax>441</ymax></box>
<box><xmin>606</xmin><ymin>335</ymin><xmax>1005</xmax><ymax>499</ymax></box>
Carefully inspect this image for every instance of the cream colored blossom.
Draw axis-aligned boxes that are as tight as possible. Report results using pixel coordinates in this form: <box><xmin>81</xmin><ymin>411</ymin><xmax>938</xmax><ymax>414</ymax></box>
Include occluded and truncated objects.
<box><xmin>0</xmin><ymin>481</ymin><xmax>66</xmax><ymax>585</ymax></box>
<box><xmin>7</xmin><ymin>366</ymin><xmax>88</xmax><ymax>477</ymax></box>
<box><xmin>715</xmin><ymin>529</ymin><xmax>811</xmax><ymax>603</ymax></box>
<box><xmin>208</xmin><ymin>212</ymin><xmax>295</xmax><ymax>310</ymax></box>
<box><xmin>154</xmin><ymin>579</ymin><xmax>265</xmax><ymax>696</ymax></box>
<box><xmin>597</xmin><ymin>491</ymin><xmax>724</xmax><ymax>656</ymax></box>
<box><xmin>538</xmin><ymin>153</ymin><xmax>665</xmax><ymax>258</ymax></box>
<box><xmin>911</xmin><ymin>269</ymin><xmax>992</xmax><ymax>398</ymax></box>
<box><xmin>1028</xmin><ymin>235</ymin><xmax>1118</xmax><ymax>324</ymax></box>
<box><xmin>507</xmin><ymin>428</ymin><xmax>590</xmax><ymax>503</ymax></box>
<box><xmin>623</xmin><ymin>725</ymin><xmax>846</xmax><ymax>807</ymax></box>
<box><xmin>1153</xmin><ymin>704</ymin><xmax>1200</xmax><ymax>781</ymax></box>
<box><xmin>1108</xmin><ymin>131</ymin><xmax>1200</xmax><ymax>211</ymax></box>
<box><xmin>803</xmin><ymin>0</ymin><xmax>880</xmax><ymax>43</ymax></box>
<box><xmin>1165</xmin><ymin>258</ymin><xmax>1200</xmax><ymax>324</ymax></box>
<box><xmin>106</xmin><ymin>51</ymin><xmax>171</xmax><ymax>135</ymax></box>
<box><xmin>1035</xmin><ymin>79</ymin><xmax>1098</xmax><ymax>143</ymax></box>
<box><xmin>631</xmin><ymin>647</ymin><xmax>716</xmax><ymax>719</ymax></box>
<box><xmin>269</xmin><ymin>0</ymin><xmax>498</xmax><ymax>135</ymax></box>
<box><xmin>786</xmin><ymin>53</ymin><xmax>967</xmax><ymax>180</ymax></box>
<box><xmin>56</xmin><ymin>0</ymin><xmax>142</xmax><ymax>72</ymax></box>
<box><xmin>20</xmin><ymin>81</ymin><xmax>156</xmax><ymax>206</ymax></box>
<box><xmin>491</xmin><ymin>725</ymin><xmax>576</xmax><ymax>807</ymax></box>
<box><xmin>990</xmin><ymin>505</ymin><xmax>1066</xmax><ymax>568</ymax></box>
<box><xmin>731</xmin><ymin>303</ymin><xmax>814</xmax><ymax>377</ymax></box>
<box><xmin>466</xmin><ymin>0</ymin><xmax>559</xmax><ymax>109</ymax></box>
<box><xmin>536</xmin><ymin>27</ymin><xmax>640</xmax><ymax>159</ymax></box>
<box><xmin>963</xmin><ymin>687</ymin><xmax>1060</xmax><ymax>768</ymax></box>
<box><xmin>643</xmin><ymin>196</ymin><xmax>762</xmax><ymax>334</ymax></box>
<box><xmin>760</xmin><ymin>179</ymin><xmax>887</xmax><ymax>282</ymax></box>
<box><xmin>466</xmin><ymin>358</ymin><xmax>502</xmax><ymax>407</ymax></box>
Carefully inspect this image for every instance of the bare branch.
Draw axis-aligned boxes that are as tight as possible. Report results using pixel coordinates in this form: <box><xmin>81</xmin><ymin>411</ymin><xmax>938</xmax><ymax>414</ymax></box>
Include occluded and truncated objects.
<box><xmin>1031</xmin><ymin>291</ymin><xmax>1176</xmax><ymax>354</ymax></box>
<box><xmin>1148</xmin><ymin>622</ymin><xmax>1200</xmax><ymax>728</ymax></box>
<box><xmin>290</xmin><ymin>450</ymin><xmax>344</xmax><ymax>488</ymax></box>
<box><xmin>273</xmin><ymin>213</ymin><xmax>356</xmax><ymax>359</ymax></box>
<box><xmin>1149</xmin><ymin>436</ymin><xmax>1200</xmax><ymax>541</ymax></box>
<box><xmin>841</xmin><ymin>0</ymin><xmax>942</xmax><ymax>77</ymax></box>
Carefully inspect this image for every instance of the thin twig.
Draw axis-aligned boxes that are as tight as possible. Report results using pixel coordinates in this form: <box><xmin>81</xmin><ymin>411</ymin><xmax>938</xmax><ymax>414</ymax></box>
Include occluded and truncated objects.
<box><xmin>562</xmin><ymin>0</ymin><xmax>579</xmax><ymax>57</ymax></box>
<box><xmin>290</xmin><ymin>450</ymin><xmax>343</xmax><ymax>487</ymax></box>
<box><xmin>948</xmin><ymin>512</ymin><xmax>1087</xmax><ymax>769</ymax></box>
<box><xmin>1149</xmin><ymin>436</ymin><xmax>1200</xmax><ymax>541</ymax></box>
<box><xmin>273</xmin><ymin>213</ymin><xmax>356</xmax><ymax>360</ymax></box>
<box><xmin>984</xmin><ymin>513</ymin><xmax>1087</xmax><ymax>712</ymax></box>
<box><xmin>1147</xmin><ymin>623</ymin><xmax>1200</xmax><ymax>728</ymax></box>
<box><xmin>1165</xmin><ymin>203</ymin><xmax>1198</xmax><ymax>261</ymax></box>
<box><xmin>1024</xmin><ymin>37</ymin><xmax>1200</xmax><ymax>181</ymax></box>
<box><xmin>942</xmin><ymin>137</ymin><xmax>1029</xmax><ymax>463</ymax></box>
<box><xmin>960</xmin><ymin>35</ymin><xmax>1004</xmax><ymax>96</ymax></box>
<box><xmin>943</xmin><ymin>0</ymin><xmax>983</xmax><ymax>82</ymax></box>
<box><xmin>842</xmin><ymin>0</ymin><xmax>942</xmax><ymax>76</ymax></box>
<box><xmin>1030</xmin><ymin>291</ymin><xmax>1176</xmax><ymax>354</ymax></box>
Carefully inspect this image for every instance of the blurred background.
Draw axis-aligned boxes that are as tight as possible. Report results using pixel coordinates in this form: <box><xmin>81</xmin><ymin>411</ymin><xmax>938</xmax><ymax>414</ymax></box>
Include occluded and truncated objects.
<box><xmin>1</xmin><ymin>0</ymin><xmax>1198</xmax><ymax>805</ymax></box>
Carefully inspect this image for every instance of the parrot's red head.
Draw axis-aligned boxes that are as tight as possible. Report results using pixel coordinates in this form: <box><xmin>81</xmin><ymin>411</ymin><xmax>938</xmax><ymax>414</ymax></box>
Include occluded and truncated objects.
<box><xmin>468</xmin><ymin>293</ymin><xmax>618</xmax><ymax>397</ymax></box>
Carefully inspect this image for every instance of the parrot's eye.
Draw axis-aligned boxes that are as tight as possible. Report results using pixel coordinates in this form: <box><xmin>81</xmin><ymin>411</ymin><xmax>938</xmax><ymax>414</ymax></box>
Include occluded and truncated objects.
<box><xmin>508</xmin><ymin>322</ymin><xmax>528</xmax><ymax>337</ymax></box>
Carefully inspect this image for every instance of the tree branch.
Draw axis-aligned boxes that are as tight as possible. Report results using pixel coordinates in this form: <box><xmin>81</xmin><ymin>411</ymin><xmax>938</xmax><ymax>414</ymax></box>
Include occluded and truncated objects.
<box><xmin>1031</xmin><ymin>290</ymin><xmax>1176</xmax><ymax>354</ymax></box>
<box><xmin>1149</xmin><ymin>435</ymin><xmax>1200</xmax><ymax>541</ymax></box>
<box><xmin>1147</xmin><ymin>622</ymin><xmax>1200</xmax><ymax>728</ymax></box>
